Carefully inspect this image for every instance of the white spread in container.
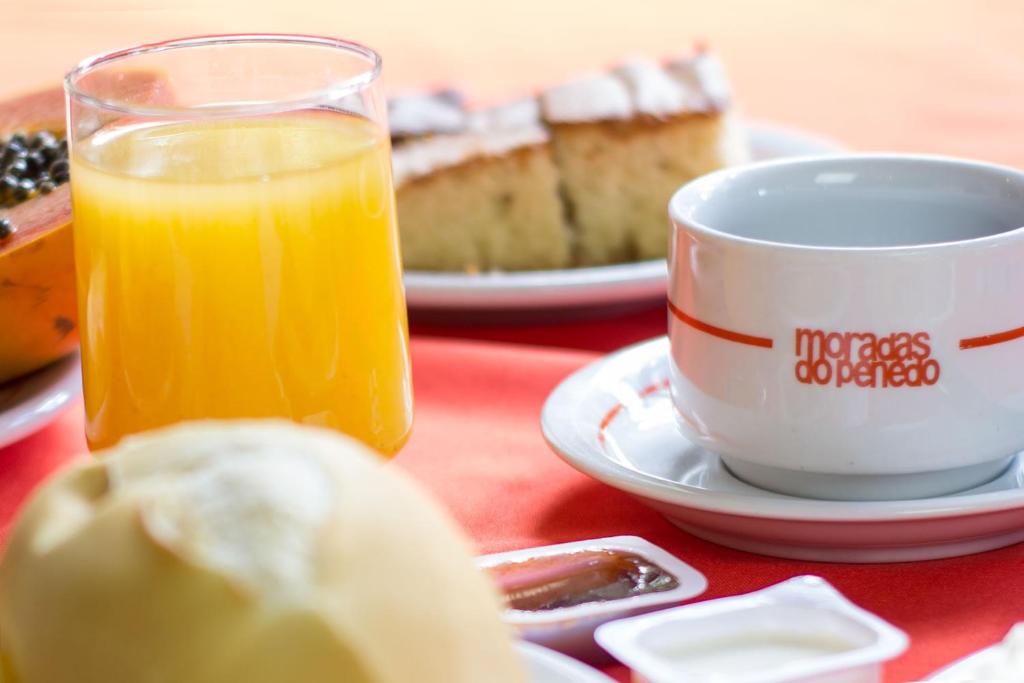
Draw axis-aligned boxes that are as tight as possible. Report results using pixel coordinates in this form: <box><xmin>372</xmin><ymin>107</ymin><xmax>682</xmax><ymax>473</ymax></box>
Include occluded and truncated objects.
<box><xmin>596</xmin><ymin>576</ymin><xmax>907</xmax><ymax>683</ymax></box>
<box><xmin>650</xmin><ymin>632</ymin><xmax>858</xmax><ymax>677</ymax></box>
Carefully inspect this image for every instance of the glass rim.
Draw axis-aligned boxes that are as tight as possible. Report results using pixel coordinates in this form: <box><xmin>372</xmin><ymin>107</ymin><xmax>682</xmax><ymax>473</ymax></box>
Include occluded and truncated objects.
<box><xmin>64</xmin><ymin>33</ymin><xmax>382</xmax><ymax>118</ymax></box>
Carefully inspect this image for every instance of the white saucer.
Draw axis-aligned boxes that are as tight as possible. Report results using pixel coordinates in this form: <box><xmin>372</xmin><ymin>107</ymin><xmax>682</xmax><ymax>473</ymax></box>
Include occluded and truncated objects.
<box><xmin>541</xmin><ymin>337</ymin><xmax>1024</xmax><ymax>563</ymax></box>
<box><xmin>0</xmin><ymin>354</ymin><xmax>81</xmax><ymax>450</ymax></box>
<box><xmin>518</xmin><ymin>641</ymin><xmax>615</xmax><ymax>683</ymax></box>
<box><xmin>404</xmin><ymin>121</ymin><xmax>843</xmax><ymax>316</ymax></box>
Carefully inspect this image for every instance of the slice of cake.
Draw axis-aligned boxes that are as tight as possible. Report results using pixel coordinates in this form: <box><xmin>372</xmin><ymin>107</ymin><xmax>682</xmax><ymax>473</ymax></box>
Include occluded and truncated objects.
<box><xmin>540</xmin><ymin>51</ymin><xmax>747</xmax><ymax>265</ymax></box>
<box><xmin>392</xmin><ymin>99</ymin><xmax>572</xmax><ymax>272</ymax></box>
<box><xmin>388</xmin><ymin>90</ymin><xmax>467</xmax><ymax>143</ymax></box>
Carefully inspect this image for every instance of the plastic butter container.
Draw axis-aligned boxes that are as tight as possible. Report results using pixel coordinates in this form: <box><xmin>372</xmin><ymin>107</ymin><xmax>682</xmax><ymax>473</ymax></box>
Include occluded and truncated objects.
<box><xmin>595</xmin><ymin>575</ymin><xmax>908</xmax><ymax>683</ymax></box>
<box><xmin>478</xmin><ymin>536</ymin><xmax>707</xmax><ymax>661</ymax></box>
<box><xmin>516</xmin><ymin>641</ymin><xmax>617</xmax><ymax>683</ymax></box>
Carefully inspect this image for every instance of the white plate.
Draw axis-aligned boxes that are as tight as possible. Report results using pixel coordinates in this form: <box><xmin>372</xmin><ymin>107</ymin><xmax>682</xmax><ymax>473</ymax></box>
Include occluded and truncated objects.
<box><xmin>541</xmin><ymin>337</ymin><xmax>1024</xmax><ymax>563</ymax></box>
<box><xmin>0</xmin><ymin>354</ymin><xmax>81</xmax><ymax>449</ymax></box>
<box><xmin>518</xmin><ymin>641</ymin><xmax>616</xmax><ymax>683</ymax></box>
<box><xmin>403</xmin><ymin>122</ymin><xmax>844</xmax><ymax>314</ymax></box>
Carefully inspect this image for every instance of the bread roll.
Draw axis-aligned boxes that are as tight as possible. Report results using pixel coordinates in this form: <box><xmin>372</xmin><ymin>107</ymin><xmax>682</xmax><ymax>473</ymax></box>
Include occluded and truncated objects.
<box><xmin>0</xmin><ymin>421</ymin><xmax>524</xmax><ymax>683</ymax></box>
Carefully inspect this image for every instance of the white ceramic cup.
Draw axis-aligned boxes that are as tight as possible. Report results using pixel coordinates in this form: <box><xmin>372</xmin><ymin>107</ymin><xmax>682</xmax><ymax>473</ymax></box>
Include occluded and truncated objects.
<box><xmin>667</xmin><ymin>155</ymin><xmax>1024</xmax><ymax>501</ymax></box>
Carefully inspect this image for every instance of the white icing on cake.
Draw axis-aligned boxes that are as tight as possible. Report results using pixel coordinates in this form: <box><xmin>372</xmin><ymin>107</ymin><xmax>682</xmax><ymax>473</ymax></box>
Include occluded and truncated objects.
<box><xmin>392</xmin><ymin>121</ymin><xmax>548</xmax><ymax>186</ymax></box>
<box><xmin>390</xmin><ymin>50</ymin><xmax>735</xmax><ymax>183</ymax></box>
<box><xmin>540</xmin><ymin>72</ymin><xmax>633</xmax><ymax>123</ymax></box>
<box><xmin>665</xmin><ymin>51</ymin><xmax>731</xmax><ymax>112</ymax></box>
<box><xmin>468</xmin><ymin>98</ymin><xmax>541</xmax><ymax>131</ymax></box>
<box><xmin>388</xmin><ymin>91</ymin><xmax>467</xmax><ymax>139</ymax></box>
<box><xmin>392</xmin><ymin>94</ymin><xmax>544</xmax><ymax>184</ymax></box>
<box><xmin>614</xmin><ymin>59</ymin><xmax>691</xmax><ymax>117</ymax></box>
<box><xmin>542</xmin><ymin>51</ymin><xmax>731</xmax><ymax>124</ymax></box>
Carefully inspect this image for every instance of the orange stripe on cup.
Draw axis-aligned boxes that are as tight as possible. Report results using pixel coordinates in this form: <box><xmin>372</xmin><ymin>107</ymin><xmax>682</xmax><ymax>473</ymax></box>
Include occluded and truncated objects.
<box><xmin>667</xmin><ymin>300</ymin><xmax>774</xmax><ymax>349</ymax></box>
<box><xmin>960</xmin><ymin>325</ymin><xmax>1024</xmax><ymax>350</ymax></box>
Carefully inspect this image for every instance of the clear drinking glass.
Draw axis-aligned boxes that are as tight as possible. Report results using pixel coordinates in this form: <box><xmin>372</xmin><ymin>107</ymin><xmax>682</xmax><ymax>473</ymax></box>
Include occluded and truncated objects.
<box><xmin>64</xmin><ymin>35</ymin><xmax>412</xmax><ymax>454</ymax></box>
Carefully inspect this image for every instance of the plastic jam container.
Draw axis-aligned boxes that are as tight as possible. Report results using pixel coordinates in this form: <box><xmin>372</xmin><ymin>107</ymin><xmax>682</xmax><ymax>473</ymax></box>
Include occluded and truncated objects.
<box><xmin>478</xmin><ymin>536</ymin><xmax>707</xmax><ymax>661</ymax></box>
<box><xmin>595</xmin><ymin>575</ymin><xmax>908</xmax><ymax>683</ymax></box>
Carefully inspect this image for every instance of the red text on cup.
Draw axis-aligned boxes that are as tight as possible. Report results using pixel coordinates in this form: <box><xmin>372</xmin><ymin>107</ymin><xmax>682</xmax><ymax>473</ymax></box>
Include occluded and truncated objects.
<box><xmin>795</xmin><ymin>329</ymin><xmax>940</xmax><ymax>388</ymax></box>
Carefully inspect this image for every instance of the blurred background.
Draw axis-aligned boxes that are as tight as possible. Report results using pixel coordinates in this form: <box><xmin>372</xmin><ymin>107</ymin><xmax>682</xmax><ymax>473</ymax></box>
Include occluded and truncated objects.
<box><xmin>4</xmin><ymin>0</ymin><xmax>1022</xmax><ymax>164</ymax></box>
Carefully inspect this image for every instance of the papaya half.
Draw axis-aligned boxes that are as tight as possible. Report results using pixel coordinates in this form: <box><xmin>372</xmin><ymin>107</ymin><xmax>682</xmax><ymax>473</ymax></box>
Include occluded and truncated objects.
<box><xmin>0</xmin><ymin>86</ymin><xmax>76</xmax><ymax>385</ymax></box>
<box><xmin>0</xmin><ymin>72</ymin><xmax>172</xmax><ymax>385</ymax></box>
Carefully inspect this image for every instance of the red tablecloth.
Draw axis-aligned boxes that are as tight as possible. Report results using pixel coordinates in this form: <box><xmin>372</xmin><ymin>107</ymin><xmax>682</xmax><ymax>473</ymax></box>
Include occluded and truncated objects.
<box><xmin>2</xmin><ymin>337</ymin><xmax>1022</xmax><ymax>682</ymax></box>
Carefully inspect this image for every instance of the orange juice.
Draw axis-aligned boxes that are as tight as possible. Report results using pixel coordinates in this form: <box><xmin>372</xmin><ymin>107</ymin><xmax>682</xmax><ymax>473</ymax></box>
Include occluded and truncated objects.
<box><xmin>70</xmin><ymin>113</ymin><xmax>412</xmax><ymax>453</ymax></box>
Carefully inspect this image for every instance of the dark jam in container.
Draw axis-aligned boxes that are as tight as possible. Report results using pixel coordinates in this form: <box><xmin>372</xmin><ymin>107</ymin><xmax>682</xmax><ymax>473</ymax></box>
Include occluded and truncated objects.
<box><xmin>486</xmin><ymin>549</ymin><xmax>679</xmax><ymax>611</ymax></box>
